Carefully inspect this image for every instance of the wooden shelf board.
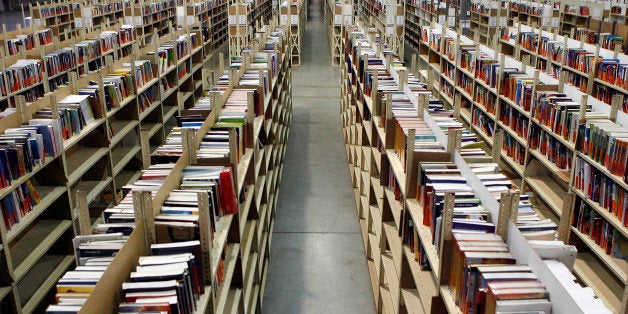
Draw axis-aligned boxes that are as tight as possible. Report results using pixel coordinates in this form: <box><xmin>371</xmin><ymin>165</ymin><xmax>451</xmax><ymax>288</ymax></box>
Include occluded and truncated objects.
<box><xmin>381</xmin><ymin>252</ymin><xmax>400</xmax><ymax>313</ymax></box>
<box><xmin>382</xmin><ymin>221</ymin><xmax>402</xmax><ymax>268</ymax></box>
<box><xmin>379</xmin><ymin>285</ymin><xmax>395</xmax><ymax>314</ymax></box>
<box><xmin>383</xmin><ymin>188</ymin><xmax>402</xmax><ymax>230</ymax></box>
<box><xmin>112</xmin><ymin>146</ymin><xmax>141</xmax><ymax>176</ymax></box>
<box><xmin>237</xmin><ymin>150</ymin><xmax>253</xmax><ymax>194</ymax></box>
<box><xmin>239</xmin><ymin>184</ymin><xmax>256</xmax><ymax>233</ymax></box>
<box><xmin>66</xmin><ymin>147</ymin><xmax>109</xmax><ymax>185</ymax></box>
<box><xmin>76</xmin><ymin>178</ymin><xmax>113</xmax><ymax>205</ymax></box>
<box><xmin>439</xmin><ymin>285</ymin><xmax>463</xmax><ymax>314</ymax></box>
<box><xmin>571</xmin><ymin>227</ymin><xmax>628</xmax><ymax>283</ymax></box>
<box><xmin>401</xmin><ymin>288</ymin><xmax>425</xmax><ymax>314</ymax></box>
<box><xmin>211</xmin><ymin>214</ymin><xmax>234</xmax><ymax>276</ymax></box>
<box><xmin>224</xmin><ymin>288</ymin><xmax>242</xmax><ymax>314</ymax></box>
<box><xmin>17</xmin><ymin>255</ymin><xmax>73</xmax><ymax>312</ymax></box>
<box><xmin>215</xmin><ymin>243</ymin><xmax>241</xmax><ymax>314</ymax></box>
<box><xmin>402</xmin><ymin>245</ymin><xmax>438</xmax><ymax>313</ymax></box>
<box><xmin>525</xmin><ymin>176</ymin><xmax>566</xmax><ymax>217</ymax></box>
<box><xmin>110</xmin><ymin>120</ymin><xmax>139</xmax><ymax>147</ymax></box>
<box><xmin>240</xmin><ymin>219</ymin><xmax>256</xmax><ymax>271</ymax></box>
<box><xmin>12</xmin><ymin>219</ymin><xmax>72</xmax><ymax>281</ymax></box>
<box><xmin>574</xmin><ymin>253</ymin><xmax>622</xmax><ymax>312</ymax></box>
<box><xmin>366</xmin><ymin>259</ymin><xmax>379</xmax><ymax>309</ymax></box>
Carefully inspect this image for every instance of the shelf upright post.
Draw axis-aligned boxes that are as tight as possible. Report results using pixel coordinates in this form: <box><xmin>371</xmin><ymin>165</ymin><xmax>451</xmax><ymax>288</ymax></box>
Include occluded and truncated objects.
<box><xmin>76</xmin><ymin>190</ymin><xmax>92</xmax><ymax>235</ymax></box>
<box><xmin>411</xmin><ymin>54</ymin><xmax>417</xmax><ymax>78</ymax></box>
<box><xmin>497</xmin><ymin>190</ymin><xmax>513</xmax><ymax>241</ymax></box>
<box><xmin>140</xmin><ymin>127</ymin><xmax>150</xmax><ymax>169</ymax></box>
<box><xmin>438</xmin><ymin>192</ymin><xmax>455</xmax><ymax>285</ymax></box>
<box><xmin>133</xmin><ymin>189</ymin><xmax>155</xmax><ymax>253</ymax></box>
<box><xmin>515</xmin><ymin>19</ymin><xmax>522</xmax><ymax>59</ymax></box>
<box><xmin>183</xmin><ymin>126</ymin><xmax>198</xmax><ymax>165</ymax></box>
<box><xmin>492</xmin><ymin>128</ymin><xmax>504</xmax><ymax>163</ymax></box>
<box><xmin>557</xmin><ymin>193</ymin><xmax>575</xmax><ymax>242</ymax></box>
<box><xmin>418</xmin><ymin>93</ymin><xmax>428</xmax><ymax>119</ymax></box>
<box><xmin>610</xmin><ymin>94</ymin><xmax>623</xmax><ymax>122</ymax></box>
<box><xmin>405</xmin><ymin>128</ymin><xmax>416</xmax><ymax>198</ymax></box>
<box><xmin>16</xmin><ymin>96</ymin><xmax>27</xmax><ymax>125</ymax></box>
<box><xmin>197</xmin><ymin>191</ymin><xmax>214</xmax><ymax>285</ymax></box>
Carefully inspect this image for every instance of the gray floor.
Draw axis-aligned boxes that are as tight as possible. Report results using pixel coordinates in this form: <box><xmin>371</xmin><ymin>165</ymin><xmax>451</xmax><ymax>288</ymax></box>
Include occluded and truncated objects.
<box><xmin>262</xmin><ymin>0</ymin><xmax>376</xmax><ymax>313</ymax></box>
<box><xmin>0</xmin><ymin>10</ymin><xmax>30</xmax><ymax>31</ymax></box>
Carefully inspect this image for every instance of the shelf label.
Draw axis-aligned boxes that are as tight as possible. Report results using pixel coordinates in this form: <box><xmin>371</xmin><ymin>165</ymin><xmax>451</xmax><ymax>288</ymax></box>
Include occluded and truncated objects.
<box><xmin>125</xmin><ymin>16</ymin><xmax>133</xmax><ymax>25</ymax></box>
<box><xmin>396</xmin><ymin>16</ymin><xmax>404</xmax><ymax>26</ymax></box>
<box><xmin>593</xmin><ymin>8</ymin><xmax>601</xmax><ymax>18</ymax></box>
<box><xmin>85</xmin><ymin>17</ymin><xmax>93</xmax><ymax>27</ymax></box>
<box><xmin>541</xmin><ymin>17</ymin><xmax>549</xmax><ymax>27</ymax></box>
<box><xmin>33</xmin><ymin>18</ymin><xmax>41</xmax><ymax>26</ymax></box>
<box><xmin>83</xmin><ymin>7</ymin><xmax>92</xmax><ymax>18</ymax></box>
<box><xmin>344</xmin><ymin>15</ymin><xmax>352</xmax><ymax>25</ymax></box>
<box><xmin>448</xmin><ymin>16</ymin><xmax>456</xmax><ymax>27</ymax></box>
<box><xmin>334</xmin><ymin>14</ymin><xmax>342</xmax><ymax>25</ymax></box>
<box><xmin>228</xmin><ymin>15</ymin><xmax>237</xmax><ymax>25</ymax></box>
<box><xmin>291</xmin><ymin>15</ymin><xmax>298</xmax><ymax>25</ymax></box>
<box><xmin>488</xmin><ymin>17</ymin><xmax>497</xmax><ymax>27</ymax></box>
<box><xmin>343</xmin><ymin>4</ymin><xmax>352</xmax><ymax>15</ymax></box>
<box><xmin>135</xmin><ymin>16</ymin><xmax>143</xmax><ymax>26</ymax></box>
<box><xmin>551</xmin><ymin>17</ymin><xmax>559</xmax><ymax>28</ymax></box>
<box><xmin>75</xmin><ymin>17</ymin><xmax>83</xmax><ymax>28</ymax></box>
<box><xmin>386</xmin><ymin>26</ymin><xmax>394</xmax><ymax>36</ymax></box>
<box><xmin>438</xmin><ymin>15</ymin><xmax>446</xmax><ymax>25</ymax></box>
<box><xmin>499</xmin><ymin>17</ymin><xmax>507</xmax><ymax>27</ymax></box>
<box><xmin>448</xmin><ymin>7</ymin><xmax>455</xmax><ymax>15</ymax></box>
<box><xmin>238</xmin><ymin>14</ymin><xmax>246</xmax><ymax>25</ymax></box>
<box><xmin>280</xmin><ymin>14</ymin><xmax>288</xmax><ymax>25</ymax></box>
<box><xmin>187</xmin><ymin>16</ymin><xmax>195</xmax><ymax>25</ymax></box>
<box><xmin>491</xmin><ymin>1</ymin><xmax>498</xmax><ymax>9</ymax></box>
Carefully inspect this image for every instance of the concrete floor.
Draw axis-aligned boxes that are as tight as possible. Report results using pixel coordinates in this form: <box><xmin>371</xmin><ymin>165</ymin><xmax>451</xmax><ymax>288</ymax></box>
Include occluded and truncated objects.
<box><xmin>262</xmin><ymin>0</ymin><xmax>376</xmax><ymax>313</ymax></box>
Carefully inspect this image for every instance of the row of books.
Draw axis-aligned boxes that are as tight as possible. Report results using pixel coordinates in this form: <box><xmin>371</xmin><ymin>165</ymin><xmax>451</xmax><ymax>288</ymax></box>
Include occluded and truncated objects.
<box><xmin>4</xmin><ymin>59</ymin><xmax>44</xmax><ymax>95</ymax></box>
<box><xmin>118</xmin><ymin>246</ymin><xmax>202</xmax><ymax>314</ymax></box>
<box><xmin>594</xmin><ymin>84</ymin><xmax>628</xmax><ymax>113</ymax></box>
<box><xmin>596</xmin><ymin>59</ymin><xmax>628</xmax><ymax>91</ymax></box>
<box><xmin>575</xmin><ymin>118</ymin><xmax>628</xmax><ymax>183</ymax></box>
<box><xmin>5</xmin><ymin>33</ymin><xmax>35</xmax><ymax>56</ymax></box>
<box><xmin>45</xmin><ymin>233</ymin><xmax>129</xmax><ymax>312</ymax></box>
<box><xmin>574</xmin><ymin>156</ymin><xmax>628</xmax><ymax>225</ymax></box>
<box><xmin>573</xmin><ymin>196</ymin><xmax>628</xmax><ymax>258</ymax></box>
<box><xmin>134</xmin><ymin>0</ymin><xmax>176</xmax><ymax>16</ymax></box>
<box><xmin>563</xmin><ymin>5</ymin><xmax>589</xmax><ymax>16</ymax></box>
<box><xmin>498</xmin><ymin>101</ymin><xmax>529</xmax><ymax>140</ymax></box>
<box><xmin>0</xmin><ymin>179</ymin><xmax>41</xmax><ymax>230</ymax></box>
<box><xmin>39</xmin><ymin>4</ymin><xmax>73</xmax><ymax>18</ymax></box>
<box><xmin>36</xmin><ymin>28</ymin><xmax>54</xmax><ymax>47</ymax></box>
<box><xmin>45</xmin><ymin>48</ymin><xmax>77</xmax><ymax>77</ymax></box>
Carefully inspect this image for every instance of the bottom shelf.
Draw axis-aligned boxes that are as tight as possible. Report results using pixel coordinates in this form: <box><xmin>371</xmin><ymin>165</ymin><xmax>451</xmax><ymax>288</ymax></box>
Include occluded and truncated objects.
<box><xmin>573</xmin><ymin>253</ymin><xmax>623</xmax><ymax>312</ymax></box>
<box><xmin>17</xmin><ymin>255</ymin><xmax>74</xmax><ymax>313</ymax></box>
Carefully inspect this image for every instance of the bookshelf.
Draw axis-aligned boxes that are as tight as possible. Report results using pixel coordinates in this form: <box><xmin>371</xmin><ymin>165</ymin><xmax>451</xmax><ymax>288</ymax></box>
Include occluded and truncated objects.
<box><xmin>356</xmin><ymin>0</ymin><xmax>404</xmax><ymax>59</ymax></box>
<box><xmin>279</xmin><ymin>0</ymin><xmax>307</xmax><ymax>66</ymax></box>
<box><xmin>324</xmin><ymin>0</ymin><xmax>352</xmax><ymax>66</ymax></box>
<box><xmin>401</xmin><ymin>11</ymin><xmax>628</xmax><ymax>310</ymax></box>
<box><xmin>30</xmin><ymin>0</ymin><xmax>81</xmax><ymax>42</ymax></box>
<box><xmin>0</xmin><ymin>23</ymin><xmax>140</xmax><ymax>110</ymax></box>
<box><xmin>44</xmin><ymin>21</ymin><xmax>292</xmax><ymax>313</ymax></box>
<box><xmin>0</xmin><ymin>16</ymin><xmax>235</xmax><ymax>311</ymax></box>
<box><xmin>340</xmin><ymin>18</ymin><xmax>613</xmax><ymax>313</ymax></box>
<box><xmin>498</xmin><ymin>21</ymin><xmax>628</xmax><ymax>114</ymax></box>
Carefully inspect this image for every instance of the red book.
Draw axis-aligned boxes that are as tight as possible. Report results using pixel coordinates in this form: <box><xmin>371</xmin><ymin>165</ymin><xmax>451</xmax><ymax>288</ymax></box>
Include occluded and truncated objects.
<box><xmin>219</xmin><ymin>168</ymin><xmax>238</xmax><ymax>214</ymax></box>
